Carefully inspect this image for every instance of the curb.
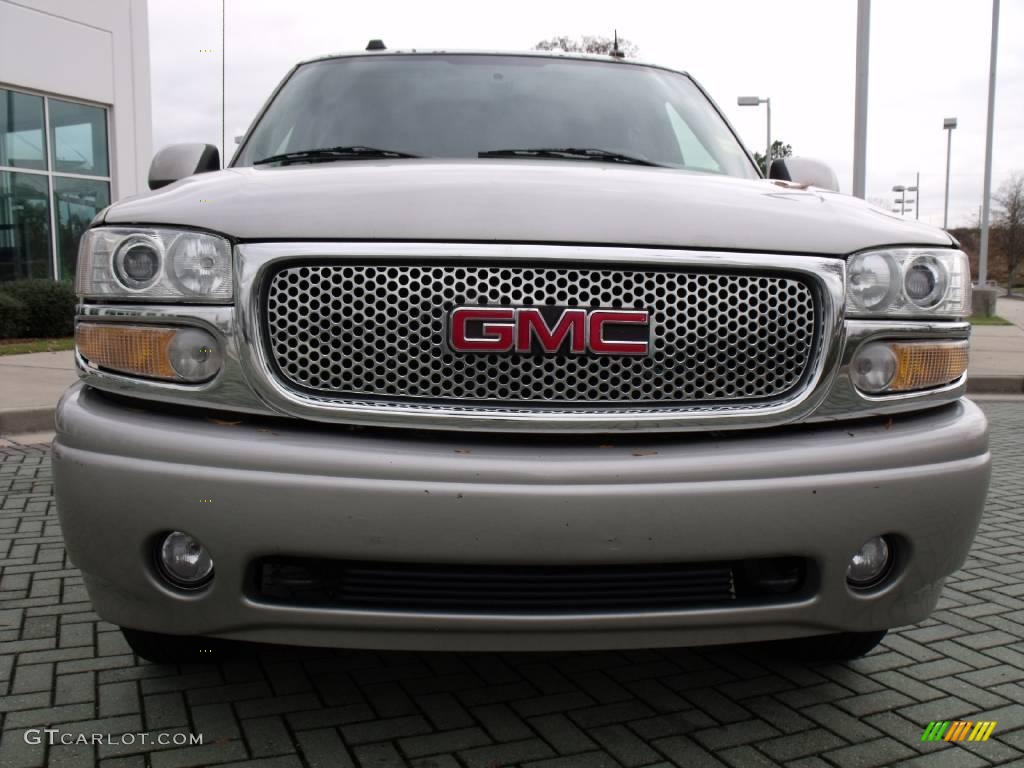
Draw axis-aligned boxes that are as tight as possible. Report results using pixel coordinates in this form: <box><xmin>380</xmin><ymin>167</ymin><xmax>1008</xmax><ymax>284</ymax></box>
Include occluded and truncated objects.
<box><xmin>967</xmin><ymin>375</ymin><xmax>1024</xmax><ymax>395</ymax></box>
<box><xmin>0</xmin><ymin>407</ymin><xmax>56</xmax><ymax>436</ymax></box>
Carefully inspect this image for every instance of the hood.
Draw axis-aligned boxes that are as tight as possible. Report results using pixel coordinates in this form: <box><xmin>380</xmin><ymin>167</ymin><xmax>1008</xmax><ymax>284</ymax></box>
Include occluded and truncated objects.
<box><xmin>104</xmin><ymin>160</ymin><xmax>954</xmax><ymax>255</ymax></box>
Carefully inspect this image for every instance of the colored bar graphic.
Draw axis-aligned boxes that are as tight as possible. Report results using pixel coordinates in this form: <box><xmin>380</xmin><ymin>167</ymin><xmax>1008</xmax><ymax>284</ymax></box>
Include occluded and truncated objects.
<box><xmin>945</xmin><ymin>721</ymin><xmax>969</xmax><ymax>741</ymax></box>
<box><xmin>922</xmin><ymin>721</ymin><xmax>996</xmax><ymax>742</ymax></box>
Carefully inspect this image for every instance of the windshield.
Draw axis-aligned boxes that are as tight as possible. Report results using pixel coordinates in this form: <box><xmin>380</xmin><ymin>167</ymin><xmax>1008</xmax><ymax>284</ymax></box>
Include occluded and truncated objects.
<box><xmin>234</xmin><ymin>54</ymin><xmax>758</xmax><ymax>178</ymax></box>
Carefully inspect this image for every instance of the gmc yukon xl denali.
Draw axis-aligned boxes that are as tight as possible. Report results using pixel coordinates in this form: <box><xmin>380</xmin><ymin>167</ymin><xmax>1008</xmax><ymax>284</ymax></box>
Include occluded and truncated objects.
<box><xmin>53</xmin><ymin>49</ymin><xmax>991</xmax><ymax>663</ymax></box>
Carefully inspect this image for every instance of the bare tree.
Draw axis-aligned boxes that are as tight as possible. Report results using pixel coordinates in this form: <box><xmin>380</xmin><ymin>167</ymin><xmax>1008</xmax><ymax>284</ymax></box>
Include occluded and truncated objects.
<box><xmin>533</xmin><ymin>35</ymin><xmax>639</xmax><ymax>58</ymax></box>
<box><xmin>995</xmin><ymin>173</ymin><xmax>1024</xmax><ymax>295</ymax></box>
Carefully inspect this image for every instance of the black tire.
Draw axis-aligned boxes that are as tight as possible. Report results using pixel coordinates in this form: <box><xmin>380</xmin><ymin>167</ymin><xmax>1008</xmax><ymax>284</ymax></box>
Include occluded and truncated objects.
<box><xmin>121</xmin><ymin>627</ymin><xmax>232</xmax><ymax>664</ymax></box>
<box><xmin>771</xmin><ymin>630</ymin><xmax>888</xmax><ymax>662</ymax></box>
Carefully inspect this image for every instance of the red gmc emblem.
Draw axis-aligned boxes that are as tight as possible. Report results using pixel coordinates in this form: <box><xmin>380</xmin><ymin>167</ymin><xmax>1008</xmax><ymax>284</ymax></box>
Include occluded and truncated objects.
<box><xmin>448</xmin><ymin>306</ymin><xmax>651</xmax><ymax>356</ymax></box>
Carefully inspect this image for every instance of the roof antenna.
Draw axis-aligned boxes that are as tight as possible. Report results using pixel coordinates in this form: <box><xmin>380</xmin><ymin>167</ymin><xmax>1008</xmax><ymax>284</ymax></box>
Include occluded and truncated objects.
<box><xmin>366</xmin><ymin>39</ymin><xmax>386</xmax><ymax>51</ymax></box>
<box><xmin>610</xmin><ymin>30</ymin><xmax>625</xmax><ymax>59</ymax></box>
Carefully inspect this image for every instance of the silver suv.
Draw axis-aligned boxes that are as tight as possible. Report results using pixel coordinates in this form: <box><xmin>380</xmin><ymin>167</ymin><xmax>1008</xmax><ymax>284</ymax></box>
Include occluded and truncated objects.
<box><xmin>53</xmin><ymin>48</ymin><xmax>990</xmax><ymax>663</ymax></box>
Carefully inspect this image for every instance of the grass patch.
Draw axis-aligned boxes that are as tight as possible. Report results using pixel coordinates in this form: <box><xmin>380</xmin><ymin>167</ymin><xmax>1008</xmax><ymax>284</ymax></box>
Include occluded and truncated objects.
<box><xmin>970</xmin><ymin>314</ymin><xmax>1012</xmax><ymax>326</ymax></box>
<box><xmin>0</xmin><ymin>337</ymin><xmax>75</xmax><ymax>356</ymax></box>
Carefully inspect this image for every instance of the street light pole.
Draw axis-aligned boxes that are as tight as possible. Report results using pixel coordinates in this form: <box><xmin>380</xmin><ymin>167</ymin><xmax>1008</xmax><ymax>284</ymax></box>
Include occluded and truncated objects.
<box><xmin>893</xmin><ymin>185</ymin><xmax>906</xmax><ymax>216</ymax></box>
<box><xmin>915</xmin><ymin>172</ymin><xmax>920</xmax><ymax>220</ymax></box>
<box><xmin>979</xmin><ymin>0</ymin><xmax>1000</xmax><ymax>287</ymax></box>
<box><xmin>943</xmin><ymin>118</ymin><xmax>957</xmax><ymax>229</ymax></box>
<box><xmin>737</xmin><ymin>96</ymin><xmax>771</xmax><ymax>177</ymax></box>
<box><xmin>853</xmin><ymin>0</ymin><xmax>871</xmax><ymax>199</ymax></box>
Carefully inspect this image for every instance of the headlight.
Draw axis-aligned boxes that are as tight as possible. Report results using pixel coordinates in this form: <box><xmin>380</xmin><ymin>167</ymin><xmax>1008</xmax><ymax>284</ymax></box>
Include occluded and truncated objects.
<box><xmin>76</xmin><ymin>227</ymin><xmax>232</xmax><ymax>302</ymax></box>
<box><xmin>846</xmin><ymin>248</ymin><xmax>970</xmax><ymax>318</ymax></box>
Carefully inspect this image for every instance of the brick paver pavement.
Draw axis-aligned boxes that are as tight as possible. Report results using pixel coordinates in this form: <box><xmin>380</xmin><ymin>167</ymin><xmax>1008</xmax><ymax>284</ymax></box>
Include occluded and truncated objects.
<box><xmin>1</xmin><ymin>401</ymin><xmax>1023</xmax><ymax>768</ymax></box>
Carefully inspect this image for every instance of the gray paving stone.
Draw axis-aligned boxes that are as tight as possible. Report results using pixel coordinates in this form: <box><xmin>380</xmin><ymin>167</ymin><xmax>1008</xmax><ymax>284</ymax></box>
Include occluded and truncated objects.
<box><xmin>459</xmin><ymin>738</ymin><xmax>555</xmax><ymax>768</ymax></box>
<box><xmin>144</xmin><ymin>692</ymin><xmax>189</xmax><ymax>729</ymax></box>
<box><xmin>352</xmin><ymin>741</ymin><xmax>406</xmax><ymax>768</ymax></box>
<box><xmin>520</xmin><ymin>752</ymin><xmax>621</xmax><ymax>768</ymax></box>
<box><xmin>892</xmin><ymin>746</ymin><xmax>989</xmax><ymax>768</ymax></box>
<box><xmin>718</xmin><ymin>745</ymin><xmax>779</xmax><ymax>768</ymax></box>
<box><xmin>241</xmin><ymin>715</ymin><xmax>294</xmax><ymax>757</ymax></box>
<box><xmin>12</xmin><ymin>662</ymin><xmax>53</xmax><ymax>694</ymax></box>
<box><xmin>190</xmin><ymin>701</ymin><xmax>242</xmax><ymax>742</ymax></box>
<box><xmin>398</xmin><ymin>727</ymin><xmax>491</xmax><ymax>758</ymax></box>
<box><xmin>342</xmin><ymin>715</ymin><xmax>434</xmax><ymax>746</ymax></box>
<box><xmin>295</xmin><ymin>727</ymin><xmax>355</xmax><ymax>768</ymax></box>
<box><xmin>588</xmin><ymin>723</ymin><xmax>661</xmax><ymax>767</ymax></box>
<box><xmin>821</xmin><ymin>737</ymin><xmax>916</xmax><ymax>768</ymax></box>
<box><xmin>528</xmin><ymin>713</ymin><xmax>598</xmax><ymax>754</ymax></box>
<box><xmin>692</xmin><ymin>719</ymin><xmax>781</xmax><ymax>751</ymax></box>
<box><xmin>758</xmin><ymin>729</ymin><xmax>848</xmax><ymax>763</ymax></box>
<box><xmin>148</xmin><ymin>739</ymin><xmax>248</xmax><ymax>768</ymax></box>
<box><xmin>651</xmin><ymin>735</ymin><xmax>728</xmax><ymax>768</ymax></box>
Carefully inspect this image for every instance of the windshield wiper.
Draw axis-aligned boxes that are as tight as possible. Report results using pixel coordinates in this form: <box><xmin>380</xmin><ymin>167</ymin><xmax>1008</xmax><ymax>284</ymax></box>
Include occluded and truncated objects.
<box><xmin>253</xmin><ymin>145</ymin><xmax>421</xmax><ymax>165</ymax></box>
<box><xmin>478</xmin><ymin>147</ymin><xmax>665</xmax><ymax>167</ymax></box>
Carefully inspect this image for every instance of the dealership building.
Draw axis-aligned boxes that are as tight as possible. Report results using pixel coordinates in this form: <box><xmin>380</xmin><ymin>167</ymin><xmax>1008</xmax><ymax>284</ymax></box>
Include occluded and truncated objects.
<box><xmin>0</xmin><ymin>0</ymin><xmax>152</xmax><ymax>282</ymax></box>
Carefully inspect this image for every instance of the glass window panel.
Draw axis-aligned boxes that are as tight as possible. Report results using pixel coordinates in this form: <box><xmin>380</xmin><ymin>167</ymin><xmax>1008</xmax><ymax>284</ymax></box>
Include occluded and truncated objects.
<box><xmin>665</xmin><ymin>103</ymin><xmax>721</xmax><ymax>173</ymax></box>
<box><xmin>53</xmin><ymin>177</ymin><xmax>109</xmax><ymax>280</ymax></box>
<box><xmin>49</xmin><ymin>99</ymin><xmax>109</xmax><ymax>176</ymax></box>
<box><xmin>0</xmin><ymin>171</ymin><xmax>52</xmax><ymax>281</ymax></box>
<box><xmin>0</xmin><ymin>89</ymin><xmax>47</xmax><ymax>170</ymax></box>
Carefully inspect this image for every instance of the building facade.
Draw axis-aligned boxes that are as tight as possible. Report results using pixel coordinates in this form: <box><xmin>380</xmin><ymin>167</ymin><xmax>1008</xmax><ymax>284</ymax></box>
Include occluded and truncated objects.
<box><xmin>0</xmin><ymin>0</ymin><xmax>152</xmax><ymax>282</ymax></box>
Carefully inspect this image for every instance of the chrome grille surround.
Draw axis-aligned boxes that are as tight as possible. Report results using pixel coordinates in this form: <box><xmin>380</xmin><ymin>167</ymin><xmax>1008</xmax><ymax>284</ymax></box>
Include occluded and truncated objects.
<box><xmin>264</xmin><ymin>264</ymin><xmax>817</xmax><ymax>405</ymax></box>
<box><xmin>233</xmin><ymin>243</ymin><xmax>847</xmax><ymax>433</ymax></box>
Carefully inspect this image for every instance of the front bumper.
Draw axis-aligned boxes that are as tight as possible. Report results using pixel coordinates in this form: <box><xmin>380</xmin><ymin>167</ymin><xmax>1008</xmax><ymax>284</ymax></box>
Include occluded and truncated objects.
<box><xmin>53</xmin><ymin>384</ymin><xmax>990</xmax><ymax>651</ymax></box>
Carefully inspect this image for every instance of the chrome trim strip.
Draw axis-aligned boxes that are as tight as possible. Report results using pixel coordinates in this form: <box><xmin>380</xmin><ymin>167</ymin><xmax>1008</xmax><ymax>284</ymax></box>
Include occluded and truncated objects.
<box><xmin>233</xmin><ymin>242</ymin><xmax>846</xmax><ymax>433</ymax></box>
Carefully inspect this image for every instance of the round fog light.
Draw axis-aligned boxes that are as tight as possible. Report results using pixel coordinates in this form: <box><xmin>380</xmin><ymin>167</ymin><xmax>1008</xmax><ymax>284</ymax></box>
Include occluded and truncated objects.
<box><xmin>847</xmin><ymin>536</ymin><xmax>892</xmax><ymax>588</ymax></box>
<box><xmin>167</xmin><ymin>328</ymin><xmax>222</xmax><ymax>381</ymax></box>
<box><xmin>851</xmin><ymin>343</ymin><xmax>898</xmax><ymax>394</ymax></box>
<box><xmin>158</xmin><ymin>531</ymin><xmax>214</xmax><ymax>588</ymax></box>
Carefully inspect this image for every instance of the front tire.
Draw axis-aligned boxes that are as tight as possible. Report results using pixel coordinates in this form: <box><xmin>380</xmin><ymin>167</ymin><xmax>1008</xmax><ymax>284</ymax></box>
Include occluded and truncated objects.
<box><xmin>121</xmin><ymin>627</ymin><xmax>229</xmax><ymax>664</ymax></box>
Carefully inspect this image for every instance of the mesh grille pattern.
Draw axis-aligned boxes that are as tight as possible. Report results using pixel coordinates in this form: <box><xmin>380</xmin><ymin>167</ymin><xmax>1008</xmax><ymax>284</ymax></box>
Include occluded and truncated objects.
<box><xmin>264</xmin><ymin>263</ymin><xmax>817</xmax><ymax>405</ymax></box>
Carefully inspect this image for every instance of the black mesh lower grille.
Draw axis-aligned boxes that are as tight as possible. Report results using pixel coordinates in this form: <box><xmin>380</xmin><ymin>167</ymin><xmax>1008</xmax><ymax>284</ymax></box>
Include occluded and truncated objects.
<box><xmin>252</xmin><ymin>557</ymin><xmax>806</xmax><ymax>614</ymax></box>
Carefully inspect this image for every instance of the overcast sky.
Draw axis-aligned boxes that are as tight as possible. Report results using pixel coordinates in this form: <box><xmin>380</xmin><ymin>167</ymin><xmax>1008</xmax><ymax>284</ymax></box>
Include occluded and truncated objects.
<box><xmin>147</xmin><ymin>0</ymin><xmax>1023</xmax><ymax>229</ymax></box>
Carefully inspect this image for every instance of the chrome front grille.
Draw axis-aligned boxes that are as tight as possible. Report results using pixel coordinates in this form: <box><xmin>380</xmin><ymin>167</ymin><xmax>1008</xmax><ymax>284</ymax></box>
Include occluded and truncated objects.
<box><xmin>263</xmin><ymin>262</ymin><xmax>818</xmax><ymax>406</ymax></box>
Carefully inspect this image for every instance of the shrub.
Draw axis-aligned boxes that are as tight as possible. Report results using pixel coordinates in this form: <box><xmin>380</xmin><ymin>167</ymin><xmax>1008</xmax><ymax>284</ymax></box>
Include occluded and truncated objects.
<box><xmin>0</xmin><ymin>293</ymin><xmax>28</xmax><ymax>339</ymax></box>
<box><xmin>0</xmin><ymin>279</ymin><xmax>76</xmax><ymax>338</ymax></box>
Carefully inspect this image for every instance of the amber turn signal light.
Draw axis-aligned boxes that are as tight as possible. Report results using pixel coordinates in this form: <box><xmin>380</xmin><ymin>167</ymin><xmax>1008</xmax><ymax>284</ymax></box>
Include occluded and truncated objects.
<box><xmin>851</xmin><ymin>339</ymin><xmax>968</xmax><ymax>394</ymax></box>
<box><xmin>76</xmin><ymin>323</ymin><xmax>222</xmax><ymax>382</ymax></box>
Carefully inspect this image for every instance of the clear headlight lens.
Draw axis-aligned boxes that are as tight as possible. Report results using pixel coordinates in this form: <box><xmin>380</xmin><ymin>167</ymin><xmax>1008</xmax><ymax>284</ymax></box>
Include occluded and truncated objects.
<box><xmin>169</xmin><ymin>233</ymin><xmax>230</xmax><ymax>296</ymax></box>
<box><xmin>112</xmin><ymin>236</ymin><xmax>162</xmax><ymax>290</ymax></box>
<box><xmin>846</xmin><ymin>248</ymin><xmax>970</xmax><ymax>318</ymax></box>
<box><xmin>848</xmin><ymin>251</ymin><xmax>900</xmax><ymax>312</ymax></box>
<box><xmin>77</xmin><ymin>227</ymin><xmax>232</xmax><ymax>302</ymax></box>
<box><xmin>903</xmin><ymin>254</ymin><xmax>948</xmax><ymax>308</ymax></box>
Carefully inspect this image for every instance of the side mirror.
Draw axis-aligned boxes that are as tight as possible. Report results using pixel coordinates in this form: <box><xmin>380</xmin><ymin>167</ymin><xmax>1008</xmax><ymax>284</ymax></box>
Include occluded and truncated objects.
<box><xmin>769</xmin><ymin>157</ymin><xmax>839</xmax><ymax>193</ymax></box>
<box><xmin>148</xmin><ymin>143</ymin><xmax>220</xmax><ymax>190</ymax></box>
